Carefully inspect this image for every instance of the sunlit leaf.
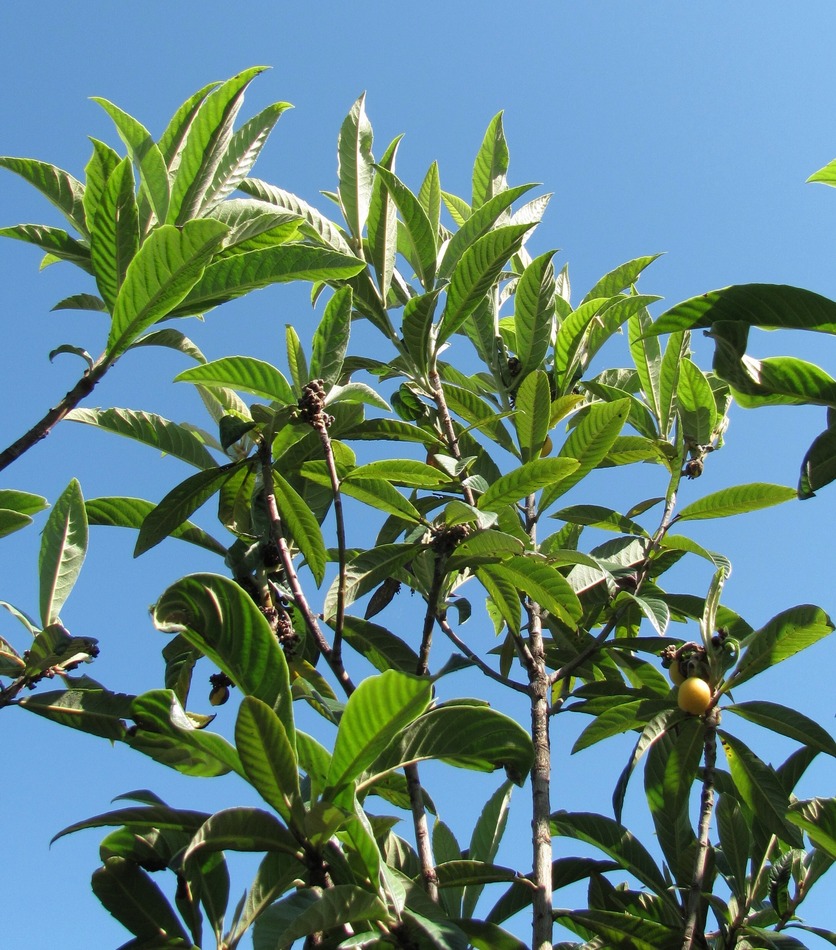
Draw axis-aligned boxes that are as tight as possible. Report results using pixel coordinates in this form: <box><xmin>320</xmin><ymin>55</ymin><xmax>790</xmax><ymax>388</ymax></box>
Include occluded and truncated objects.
<box><xmin>374</xmin><ymin>164</ymin><xmax>437</xmax><ymax>290</ymax></box>
<box><xmin>477</xmin><ymin>458</ymin><xmax>579</xmax><ymax>512</ymax></box>
<box><xmin>18</xmin><ymin>685</ymin><xmax>132</xmax><ymax>741</ymax></box>
<box><xmin>0</xmin><ymin>224</ymin><xmax>92</xmax><ymax>272</ymax></box>
<box><xmin>0</xmin><ymin>156</ymin><xmax>87</xmax><ymax>235</ymax></box>
<box><xmin>799</xmin><ymin>425</ymin><xmax>836</xmax><ymax>498</ymax></box>
<box><xmin>175</xmin><ymin>356</ymin><xmax>295</xmax><ymax>404</ymax></box>
<box><xmin>38</xmin><ymin>478</ymin><xmax>87</xmax><ymax>626</ymax></box>
<box><xmin>787</xmin><ymin>798</ymin><xmax>836</xmax><ymax>859</ymax></box>
<box><xmin>310</xmin><ymin>286</ymin><xmax>352</xmax><ymax>388</ymax></box>
<box><xmin>675</xmin><ymin>483</ymin><xmax>796</xmax><ymax>522</ymax></box>
<box><xmin>472</xmin><ymin>112</ymin><xmax>509</xmax><ymax>208</ymax></box>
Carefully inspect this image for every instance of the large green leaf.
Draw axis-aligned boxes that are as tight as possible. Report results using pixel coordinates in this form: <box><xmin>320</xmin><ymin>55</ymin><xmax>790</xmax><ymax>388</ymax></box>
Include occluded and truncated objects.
<box><xmin>323</xmin><ymin>542</ymin><xmax>424</xmax><ymax>619</ymax></box>
<box><xmin>550</xmin><ymin>811</ymin><xmax>674</xmax><ymax>905</ymax></box>
<box><xmin>366</xmin><ymin>135</ymin><xmax>401</xmax><ymax>302</ymax></box>
<box><xmin>169</xmin><ymin>243</ymin><xmax>365</xmax><ymax>316</ymax></box>
<box><xmin>153</xmin><ymin>573</ymin><xmax>293</xmax><ymax>728</ymax></box>
<box><xmin>650</xmin><ymin>283</ymin><xmax>836</xmax><ymax>336</ymax></box>
<box><xmin>676</xmin><ymin>357</ymin><xmax>717</xmax><ymax>445</ymax></box>
<box><xmin>477</xmin><ymin>457</ymin><xmax>579</xmax><ymax>512</ymax></box>
<box><xmin>461</xmin><ymin>780</ymin><xmax>514</xmax><ymax>918</ymax></box>
<box><xmin>799</xmin><ymin>425</ymin><xmax>836</xmax><ymax>498</ymax></box>
<box><xmin>17</xmin><ymin>685</ymin><xmax>132</xmax><ymax>741</ymax></box>
<box><xmin>174</xmin><ymin>356</ymin><xmax>295</xmax><ymax>404</ymax></box>
<box><xmin>554</xmin><ymin>908</ymin><xmax>681</xmax><ymax>950</ymax></box>
<box><xmin>366</xmin><ymin>702</ymin><xmax>534</xmax><ymax>787</ymax></box>
<box><xmin>726</xmin><ymin>605</ymin><xmax>834</xmax><ymax>688</ymax></box>
<box><xmin>92</xmin><ymin>97</ymin><xmax>170</xmax><ymax>225</ymax></box>
<box><xmin>135</xmin><ymin>461</ymin><xmax>247</xmax><ymax>556</ymax></box>
<box><xmin>38</xmin><ymin>478</ymin><xmax>87</xmax><ymax>626</ymax></box>
<box><xmin>272</xmin><ymin>468</ymin><xmax>328</xmax><ymax>586</ymax></box>
<box><xmin>339</xmin><ymin>615</ymin><xmax>421</xmax><ymax>674</ymax></box>
<box><xmin>86</xmin><ymin>496</ymin><xmax>226</xmax><ymax>556</ymax></box>
<box><xmin>488</xmin><ymin>555</ymin><xmax>583</xmax><ymax>628</ymax></box>
<box><xmin>310</xmin><ymin>286</ymin><xmax>352</xmax><ymax>388</ymax></box>
<box><xmin>374</xmin><ymin>164</ymin><xmax>437</xmax><ymax>290</ymax></box>
<box><xmin>513</xmin><ymin>369</ymin><xmax>552</xmax><ymax>463</ymax></box>
<box><xmin>106</xmin><ymin>219</ymin><xmax>228</xmax><ymax>359</ymax></box>
<box><xmin>338</xmin><ymin>93</ymin><xmax>375</xmax><ymax>239</ymax></box>
<box><xmin>183</xmin><ymin>808</ymin><xmax>301</xmax><ymax>865</ymax></box>
<box><xmin>52</xmin><ymin>804</ymin><xmax>211</xmax><ymax>845</ymax></box>
<box><xmin>0</xmin><ymin>489</ymin><xmax>48</xmax><ymax>517</ymax></box>
<box><xmin>0</xmin><ymin>156</ymin><xmax>87</xmax><ymax>235</ymax></box>
<box><xmin>719</xmin><ymin>730</ymin><xmax>802</xmax><ymax>846</ymax></box>
<box><xmin>539</xmin><ymin>398</ymin><xmax>631</xmax><ymax>511</ymax></box>
<box><xmin>581</xmin><ymin>254</ymin><xmax>662</xmax><ymax>304</ymax></box>
<box><xmin>66</xmin><ymin>407</ymin><xmax>217</xmax><ymax>470</ymax></box>
<box><xmin>92</xmin><ymin>857</ymin><xmax>189</xmax><ymax>943</ymax></box>
<box><xmin>235</xmin><ymin>697</ymin><xmax>303</xmax><ymax>827</ymax></box>
<box><xmin>0</xmin><ymin>509</ymin><xmax>32</xmax><ymax>540</ymax></box>
<box><xmin>127</xmin><ymin>689</ymin><xmax>243</xmax><ymax>778</ymax></box>
<box><xmin>253</xmin><ymin>886</ymin><xmax>389</xmax><ymax>950</ymax></box>
<box><xmin>438</xmin><ymin>224</ymin><xmax>533</xmax><ymax>343</ymax></box>
<box><xmin>675</xmin><ymin>483</ymin><xmax>796</xmax><ymax>522</ymax></box>
<box><xmin>326</xmin><ymin>669</ymin><xmax>432</xmax><ymax>792</ymax></box>
<box><xmin>725</xmin><ymin>701</ymin><xmax>836</xmax><ymax>757</ymax></box>
<box><xmin>716</xmin><ymin>793</ymin><xmax>751</xmax><ymax>902</ymax></box>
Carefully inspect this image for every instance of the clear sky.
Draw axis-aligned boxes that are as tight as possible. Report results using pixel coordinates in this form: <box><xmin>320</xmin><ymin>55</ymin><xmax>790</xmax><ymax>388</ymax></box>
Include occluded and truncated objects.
<box><xmin>1</xmin><ymin>2</ymin><xmax>836</xmax><ymax>947</ymax></box>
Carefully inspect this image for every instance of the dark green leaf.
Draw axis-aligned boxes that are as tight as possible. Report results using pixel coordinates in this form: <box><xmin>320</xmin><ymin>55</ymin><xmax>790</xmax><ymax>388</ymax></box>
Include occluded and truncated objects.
<box><xmin>272</xmin><ymin>468</ymin><xmax>328</xmax><ymax>586</ymax></box>
<box><xmin>0</xmin><ymin>224</ymin><xmax>92</xmax><ymax>272</ymax></box>
<box><xmin>339</xmin><ymin>615</ymin><xmax>421</xmax><ymax>673</ymax></box>
<box><xmin>18</xmin><ymin>685</ymin><xmax>132</xmax><ymax>741</ymax></box>
<box><xmin>726</xmin><ymin>701</ymin><xmax>836</xmax><ymax>757</ymax></box>
<box><xmin>786</xmin><ymin>798</ymin><xmax>836</xmax><ymax>859</ymax></box>
<box><xmin>554</xmin><ymin>908</ymin><xmax>680</xmax><ymax>950</ymax></box>
<box><xmin>799</xmin><ymin>425</ymin><xmax>836</xmax><ymax>498</ymax></box>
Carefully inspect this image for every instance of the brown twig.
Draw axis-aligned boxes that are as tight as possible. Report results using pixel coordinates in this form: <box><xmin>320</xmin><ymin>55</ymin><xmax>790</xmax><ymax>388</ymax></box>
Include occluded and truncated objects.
<box><xmin>428</xmin><ymin>368</ymin><xmax>476</xmax><ymax>508</ymax></box>
<box><xmin>437</xmin><ymin>616</ymin><xmax>529</xmax><ymax>694</ymax></box>
<box><xmin>314</xmin><ymin>418</ymin><xmax>347</xmax><ymax>663</ymax></box>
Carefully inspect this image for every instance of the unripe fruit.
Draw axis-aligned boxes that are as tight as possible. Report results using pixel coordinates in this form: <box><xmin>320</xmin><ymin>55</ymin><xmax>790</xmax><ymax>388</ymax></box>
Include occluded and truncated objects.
<box><xmin>209</xmin><ymin>685</ymin><xmax>230</xmax><ymax>706</ymax></box>
<box><xmin>540</xmin><ymin>436</ymin><xmax>553</xmax><ymax>457</ymax></box>
<box><xmin>677</xmin><ymin>676</ymin><xmax>712</xmax><ymax>715</ymax></box>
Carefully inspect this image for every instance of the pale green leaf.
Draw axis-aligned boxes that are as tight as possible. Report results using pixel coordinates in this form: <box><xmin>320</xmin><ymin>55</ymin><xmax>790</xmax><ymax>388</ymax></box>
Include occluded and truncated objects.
<box><xmin>0</xmin><ymin>156</ymin><xmax>87</xmax><ymax>235</ymax></box>
<box><xmin>38</xmin><ymin>479</ymin><xmax>87</xmax><ymax>626</ymax></box>
<box><xmin>175</xmin><ymin>356</ymin><xmax>295</xmax><ymax>404</ymax></box>
<box><xmin>472</xmin><ymin>112</ymin><xmax>509</xmax><ymax>208</ymax></box>
<box><xmin>338</xmin><ymin>93</ymin><xmax>375</xmax><ymax>239</ymax></box>
<box><xmin>310</xmin><ymin>286</ymin><xmax>352</xmax><ymax>387</ymax></box>
<box><xmin>676</xmin><ymin>483</ymin><xmax>796</xmax><ymax>522</ymax></box>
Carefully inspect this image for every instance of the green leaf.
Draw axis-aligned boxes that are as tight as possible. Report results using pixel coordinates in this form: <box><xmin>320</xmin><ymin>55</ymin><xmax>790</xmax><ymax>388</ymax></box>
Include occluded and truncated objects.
<box><xmin>513</xmin><ymin>369</ymin><xmax>552</xmax><ymax>463</ymax></box>
<box><xmin>0</xmin><ymin>224</ymin><xmax>92</xmax><ymax>272</ymax></box>
<box><xmin>676</xmin><ymin>483</ymin><xmax>797</xmax><ymax>522</ymax></box>
<box><xmin>552</xmin><ymin>504</ymin><xmax>648</xmax><ymax>537</ymax></box>
<box><xmin>83</xmin><ymin>137</ymin><xmax>122</xmax><ymax>229</ymax></box>
<box><xmin>489</xmin><ymin>555</ymin><xmax>582</xmax><ymax>627</ymax></box>
<box><xmin>253</xmin><ymin>886</ymin><xmax>389</xmax><ymax>950</ymax></box>
<box><xmin>183</xmin><ymin>808</ymin><xmax>300</xmax><ymax>864</ymax></box>
<box><xmin>38</xmin><ymin>479</ymin><xmax>87</xmax><ymax>626</ymax></box>
<box><xmin>725</xmin><ymin>701</ymin><xmax>836</xmax><ymax>757</ymax></box>
<box><xmin>127</xmin><ymin>689</ymin><xmax>243</xmax><ymax>778</ymax></box>
<box><xmin>677</xmin><ymin>357</ymin><xmax>717</xmax><ymax>445</ymax></box>
<box><xmin>337</xmin><ymin>475</ymin><xmax>424</xmax><ymax>524</ymax></box>
<box><xmin>0</xmin><ymin>509</ymin><xmax>31</xmax><ymax>539</ymax></box>
<box><xmin>0</xmin><ymin>489</ymin><xmax>48</xmax><ymax>517</ymax></box>
<box><xmin>326</xmin><ymin>670</ymin><xmax>432</xmax><ymax>792</ymax></box>
<box><xmin>716</xmin><ymin>793</ymin><xmax>751</xmax><ymax>902</ymax></box>
<box><xmin>550</xmin><ymin>811</ymin><xmax>674</xmax><ymax>904</ymax></box>
<box><xmin>477</xmin><ymin>458</ymin><xmax>579</xmax><ymax>512</ymax></box>
<box><xmin>659</xmin><ymin>331</ymin><xmax>687</xmax><ymax>437</ymax></box>
<box><xmin>127</xmin><ymin>328</ymin><xmax>206</xmax><ymax>363</ymax></box>
<box><xmin>86</xmin><ymin>496</ymin><xmax>225</xmax><ymax>556</ymax></box>
<box><xmin>787</xmin><ymin>798</ymin><xmax>836</xmax><ymax>859</ymax></box>
<box><xmin>51</xmin><ymin>292</ymin><xmax>107</xmax><ymax>313</ymax></box>
<box><xmin>92</xmin><ymin>857</ymin><xmax>189</xmax><ymax>943</ymax></box>
<box><xmin>238</xmin><ymin>177</ymin><xmax>353</xmax><ymax>254</ymax></box>
<box><xmin>17</xmin><ymin>685</ymin><xmax>131</xmax><ymax>741</ymax></box>
<box><xmin>52</xmin><ymin>804</ymin><xmax>210</xmax><ymax>845</ymax></box>
<box><xmin>719</xmin><ymin>730</ymin><xmax>802</xmax><ymax>845</ymax></box>
<box><xmin>651</xmin><ymin>283</ymin><xmax>836</xmax><ymax>336</ymax></box>
<box><xmin>727</xmin><ymin>605</ymin><xmax>834</xmax><ymax>688</ymax></box>
<box><xmin>439</xmin><ymin>224</ymin><xmax>533</xmax><ymax>343</ymax></box>
<box><xmin>92</xmin><ymin>97</ymin><xmax>170</xmax><ymax>225</ymax></box>
<box><xmin>540</xmin><ymin>398</ymin><xmax>631</xmax><ymax>511</ymax></box>
<box><xmin>0</xmin><ymin>156</ymin><xmax>87</xmax><ymax>235</ymax></box>
<box><xmin>367</xmin><ymin>702</ymin><xmax>534</xmax><ymax>787</ymax></box>
<box><xmin>366</xmin><ymin>136</ymin><xmax>401</xmax><ymax>302</ymax></box>
<box><xmin>339</xmin><ymin>615</ymin><xmax>421</xmax><ymax>674</ymax></box>
<box><xmin>799</xmin><ymin>425</ymin><xmax>836</xmax><ymax>498</ymax></box>
<box><xmin>235</xmin><ymin>697</ymin><xmax>303</xmax><ymax>827</ymax></box>
<box><xmin>166</xmin><ymin>67</ymin><xmax>267</xmax><ymax>223</ymax></box>
<box><xmin>135</xmin><ymin>461</ymin><xmax>246</xmax><ymax>556</ymax></box>
<box><xmin>472</xmin><ymin>112</ymin><xmax>509</xmax><ymax>208</ymax></box>
<box><xmin>345</xmin><ymin>459</ymin><xmax>448</xmax><ymax>488</ymax></box>
<box><xmin>175</xmin><ymin>356</ymin><xmax>295</xmax><ymax>404</ymax></box>
<box><xmin>582</xmin><ymin>254</ymin><xmax>662</xmax><ymax>304</ymax></box>
<box><xmin>323</xmin><ymin>543</ymin><xmax>424</xmax><ymax>619</ymax></box>
<box><xmin>554</xmin><ymin>908</ymin><xmax>680</xmax><ymax>950</ymax></box>
<box><xmin>514</xmin><ymin>251</ymin><xmax>556</xmax><ymax>378</ymax></box>
<box><xmin>272</xmin><ymin>469</ymin><xmax>328</xmax><ymax>586</ymax></box>
<box><xmin>107</xmin><ymin>219</ymin><xmax>228</xmax><ymax>359</ymax></box>
<box><xmin>66</xmin><ymin>407</ymin><xmax>217</xmax><ymax>470</ymax></box>
<box><xmin>89</xmin><ymin>157</ymin><xmax>140</xmax><ymax>310</ymax></box>
<box><xmin>628</xmin><ymin>308</ymin><xmax>661</xmax><ymax>422</ymax></box>
<box><xmin>153</xmin><ymin>573</ymin><xmax>293</xmax><ymax>728</ymax></box>
<box><xmin>374</xmin><ymin>164</ymin><xmax>437</xmax><ymax>290</ymax></box>
<box><xmin>338</xmin><ymin>93</ymin><xmax>375</xmax><ymax>239</ymax></box>
<box><xmin>170</xmin><ymin>243</ymin><xmax>364</xmax><ymax>316</ymax></box>
<box><xmin>462</xmin><ymin>781</ymin><xmax>514</xmax><ymax>917</ymax></box>
<box><xmin>310</xmin><ymin>286</ymin><xmax>352</xmax><ymax>387</ymax></box>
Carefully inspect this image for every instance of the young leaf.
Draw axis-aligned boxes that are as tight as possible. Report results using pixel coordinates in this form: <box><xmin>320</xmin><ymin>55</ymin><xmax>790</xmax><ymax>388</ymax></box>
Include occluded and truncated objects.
<box><xmin>88</xmin><ymin>156</ymin><xmax>140</xmax><ymax>311</ymax></box>
<box><xmin>513</xmin><ymin>369</ymin><xmax>552</xmax><ymax>463</ymax></box>
<box><xmin>675</xmin><ymin>483</ymin><xmax>797</xmax><ymax>522</ymax></box>
<box><xmin>514</xmin><ymin>250</ymin><xmax>556</xmax><ymax>379</ymax></box>
<box><xmin>271</xmin><ymin>469</ymin><xmax>328</xmax><ymax>586</ymax></box>
<box><xmin>153</xmin><ymin>573</ymin><xmax>293</xmax><ymax>730</ymax></box>
<box><xmin>677</xmin><ymin>357</ymin><xmax>717</xmax><ymax>445</ymax></box>
<box><xmin>310</xmin><ymin>286</ymin><xmax>352</xmax><ymax>388</ymax></box>
<box><xmin>472</xmin><ymin>112</ymin><xmax>509</xmax><ymax>208</ymax></box>
<box><xmin>0</xmin><ymin>224</ymin><xmax>93</xmax><ymax>272</ymax></box>
<box><xmin>38</xmin><ymin>478</ymin><xmax>87</xmax><ymax>626</ymax></box>
<box><xmin>106</xmin><ymin>219</ymin><xmax>228</xmax><ymax>359</ymax></box>
<box><xmin>374</xmin><ymin>164</ymin><xmax>437</xmax><ymax>290</ymax></box>
<box><xmin>338</xmin><ymin>93</ymin><xmax>374</xmax><ymax>239</ymax></box>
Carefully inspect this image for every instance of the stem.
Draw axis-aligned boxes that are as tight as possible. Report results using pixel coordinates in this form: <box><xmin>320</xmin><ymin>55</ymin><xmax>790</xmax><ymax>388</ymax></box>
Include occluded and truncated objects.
<box><xmin>682</xmin><ymin>709</ymin><xmax>719</xmax><ymax>950</ymax></box>
<box><xmin>405</xmin><ymin>761</ymin><xmax>438</xmax><ymax>902</ymax></box>
<box><xmin>429</xmin><ymin>368</ymin><xmax>476</xmax><ymax>507</ymax></box>
<box><xmin>437</xmin><ymin>616</ymin><xmax>529</xmax><ymax>694</ymax></box>
<box><xmin>257</xmin><ymin>440</ymin><xmax>355</xmax><ymax>696</ymax></box>
<box><xmin>315</xmin><ymin>421</ymin><xmax>347</xmax><ymax>662</ymax></box>
<box><xmin>416</xmin><ymin>553</ymin><xmax>446</xmax><ymax>677</ymax></box>
<box><xmin>0</xmin><ymin>361</ymin><xmax>105</xmax><ymax>474</ymax></box>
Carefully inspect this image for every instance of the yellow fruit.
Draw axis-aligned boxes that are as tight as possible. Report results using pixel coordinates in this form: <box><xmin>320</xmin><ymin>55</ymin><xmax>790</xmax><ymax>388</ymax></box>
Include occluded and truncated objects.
<box><xmin>669</xmin><ymin>661</ymin><xmax>686</xmax><ymax>686</ymax></box>
<box><xmin>540</xmin><ymin>435</ymin><xmax>553</xmax><ymax>457</ymax></box>
<box><xmin>677</xmin><ymin>677</ymin><xmax>712</xmax><ymax>715</ymax></box>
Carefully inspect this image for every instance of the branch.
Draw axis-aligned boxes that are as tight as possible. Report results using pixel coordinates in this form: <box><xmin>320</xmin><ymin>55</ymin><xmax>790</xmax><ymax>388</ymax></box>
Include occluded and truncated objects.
<box><xmin>428</xmin><ymin>368</ymin><xmax>476</xmax><ymax>508</ymax></box>
<box><xmin>257</xmin><ymin>439</ymin><xmax>356</xmax><ymax>696</ymax></box>
<box><xmin>0</xmin><ymin>361</ymin><xmax>105</xmax><ymax>474</ymax></box>
<box><xmin>315</xmin><ymin>419</ymin><xmax>347</xmax><ymax>662</ymax></box>
<box><xmin>437</xmin><ymin>616</ymin><xmax>529</xmax><ymax>694</ymax></box>
<box><xmin>682</xmin><ymin>708</ymin><xmax>719</xmax><ymax>950</ymax></box>
<box><xmin>404</xmin><ymin>761</ymin><xmax>438</xmax><ymax>902</ymax></box>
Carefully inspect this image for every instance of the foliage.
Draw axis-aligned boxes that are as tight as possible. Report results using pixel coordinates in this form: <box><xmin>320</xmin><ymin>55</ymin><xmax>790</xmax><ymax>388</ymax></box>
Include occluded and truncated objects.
<box><xmin>1</xmin><ymin>70</ymin><xmax>835</xmax><ymax>950</ymax></box>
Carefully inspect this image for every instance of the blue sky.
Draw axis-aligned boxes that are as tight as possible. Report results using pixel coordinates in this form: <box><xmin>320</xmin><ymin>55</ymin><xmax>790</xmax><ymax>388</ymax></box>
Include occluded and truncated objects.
<box><xmin>2</xmin><ymin>3</ymin><xmax>836</xmax><ymax>947</ymax></box>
